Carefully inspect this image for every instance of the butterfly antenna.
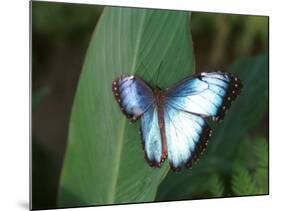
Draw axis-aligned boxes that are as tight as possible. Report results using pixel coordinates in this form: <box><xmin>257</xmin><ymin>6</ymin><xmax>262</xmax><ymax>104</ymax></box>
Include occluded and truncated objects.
<box><xmin>154</xmin><ymin>61</ymin><xmax>163</xmax><ymax>87</ymax></box>
<box><xmin>141</xmin><ymin>62</ymin><xmax>154</xmax><ymax>84</ymax></box>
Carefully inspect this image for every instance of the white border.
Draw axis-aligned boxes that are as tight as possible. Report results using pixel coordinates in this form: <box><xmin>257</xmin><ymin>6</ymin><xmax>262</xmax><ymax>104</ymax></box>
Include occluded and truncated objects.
<box><xmin>0</xmin><ymin>0</ymin><xmax>279</xmax><ymax>211</ymax></box>
<box><xmin>32</xmin><ymin>0</ymin><xmax>271</xmax><ymax>15</ymax></box>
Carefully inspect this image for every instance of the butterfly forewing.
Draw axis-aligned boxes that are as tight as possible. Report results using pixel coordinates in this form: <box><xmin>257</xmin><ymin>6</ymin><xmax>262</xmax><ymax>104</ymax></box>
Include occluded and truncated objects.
<box><xmin>166</xmin><ymin>72</ymin><xmax>242</xmax><ymax>121</ymax></box>
<box><xmin>112</xmin><ymin>75</ymin><xmax>154</xmax><ymax>121</ymax></box>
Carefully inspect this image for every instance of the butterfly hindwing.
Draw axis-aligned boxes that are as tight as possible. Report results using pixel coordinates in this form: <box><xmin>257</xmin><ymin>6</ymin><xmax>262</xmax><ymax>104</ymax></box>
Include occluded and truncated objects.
<box><xmin>112</xmin><ymin>75</ymin><xmax>154</xmax><ymax>121</ymax></box>
<box><xmin>166</xmin><ymin>72</ymin><xmax>242</xmax><ymax>122</ymax></box>
<box><xmin>140</xmin><ymin>104</ymin><xmax>166</xmax><ymax>167</ymax></box>
<box><xmin>164</xmin><ymin>103</ymin><xmax>211</xmax><ymax>171</ymax></box>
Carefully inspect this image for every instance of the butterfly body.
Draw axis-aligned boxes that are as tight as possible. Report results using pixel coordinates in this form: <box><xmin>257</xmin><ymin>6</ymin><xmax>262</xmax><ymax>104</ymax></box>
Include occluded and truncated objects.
<box><xmin>112</xmin><ymin>72</ymin><xmax>242</xmax><ymax>171</ymax></box>
<box><xmin>152</xmin><ymin>88</ymin><xmax>168</xmax><ymax>166</ymax></box>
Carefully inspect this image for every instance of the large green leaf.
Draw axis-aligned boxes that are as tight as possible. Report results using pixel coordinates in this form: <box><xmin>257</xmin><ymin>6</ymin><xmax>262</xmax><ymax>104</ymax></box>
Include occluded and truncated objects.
<box><xmin>156</xmin><ymin>53</ymin><xmax>268</xmax><ymax>201</ymax></box>
<box><xmin>58</xmin><ymin>7</ymin><xmax>194</xmax><ymax>207</ymax></box>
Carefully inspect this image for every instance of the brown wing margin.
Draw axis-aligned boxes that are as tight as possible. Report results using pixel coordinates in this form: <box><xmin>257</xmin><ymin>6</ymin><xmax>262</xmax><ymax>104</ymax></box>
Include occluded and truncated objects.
<box><xmin>213</xmin><ymin>74</ymin><xmax>243</xmax><ymax>122</ymax></box>
<box><xmin>184</xmin><ymin>123</ymin><xmax>212</xmax><ymax>170</ymax></box>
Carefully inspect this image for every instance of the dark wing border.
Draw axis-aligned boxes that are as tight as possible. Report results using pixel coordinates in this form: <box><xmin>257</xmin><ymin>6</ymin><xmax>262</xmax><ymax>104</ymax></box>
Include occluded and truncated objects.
<box><xmin>210</xmin><ymin>73</ymin><xmax>243</xmax><ymax>122</ymax></box>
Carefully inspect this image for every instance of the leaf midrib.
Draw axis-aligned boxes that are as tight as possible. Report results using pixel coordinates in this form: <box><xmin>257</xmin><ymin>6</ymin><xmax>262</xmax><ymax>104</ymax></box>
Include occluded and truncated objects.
<box><xmin>108</xmin><ymin>11</ymin><xmax>148</xmax><ymax>203</ymax></box>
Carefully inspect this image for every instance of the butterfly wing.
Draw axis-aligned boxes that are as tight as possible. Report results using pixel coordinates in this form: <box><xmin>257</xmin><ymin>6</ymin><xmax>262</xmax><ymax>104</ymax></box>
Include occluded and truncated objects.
<box><xmin>164</xmin><ymin>103</ymin><xmax>211</xmax><ymax>171</ymax></box>
<box><xmin>166</xmin><ymin>72</ymin><xmax>242</xmax><ymax>121</ymax></box>
<box><xmin>112</xmin><ymin>75</ymin><xmax>154</xmax><ymax>121</ymax></box>
<box><xmin>164</xmin><ymin>72</ymin><xmax>242</xmax><ymax>170</ymax></box>
<box><xmin>140</xmin><ymin>104</ymin><xmax>166</xmax><ymax>167</ymax></box>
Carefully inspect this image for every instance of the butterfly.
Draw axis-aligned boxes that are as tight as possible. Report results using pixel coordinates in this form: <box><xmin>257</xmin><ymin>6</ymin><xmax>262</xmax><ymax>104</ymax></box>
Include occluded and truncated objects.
<box><xmin>112</xmin><ymin>71</ymin><xmax>242</xmax><ymax>171</ymax></box>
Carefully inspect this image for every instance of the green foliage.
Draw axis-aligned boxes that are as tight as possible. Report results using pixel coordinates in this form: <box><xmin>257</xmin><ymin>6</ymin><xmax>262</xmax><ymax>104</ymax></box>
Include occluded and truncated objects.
<box><xmin>32</xmin><ymin>2</ymin><xmax>103</xmax><ymax>40</ymax></box>
<box><xmin>191</xmin><ymin>13</ymin><xmax>268</xmax><ymax>67</ymax></box>
<box><xmin>234</xmin><ymin>16</ymin><xmax>268</xmax><ymax>57</ymax></box>
<box><xmin>156</xmin><ymin>53</ymin><xmax>268</xmax><ymax>201</ymax></box>
<box><xmin>58</xmin><ymin>7</ymin><xmax>194</xmax><ymax>207</ymax></box>
<box><xmin>232</xmin><ymin>168</ymin><xmax>260</xmax><ymax>195</ymax></box>
<box><xmin>232</xmin><ymin>137</ymin><xmax>268</xmax><ymax>196</ymax></box>
<box><xmin>208</xmin><ymin>174</ymin><xmax>225</xmax><ymax>197</ymax></box>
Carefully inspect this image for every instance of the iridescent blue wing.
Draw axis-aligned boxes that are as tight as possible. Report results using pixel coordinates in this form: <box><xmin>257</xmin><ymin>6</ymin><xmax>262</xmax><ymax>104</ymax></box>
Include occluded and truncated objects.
<box><xmin>164</xmin><ymin>103</ymin><xmax>211</xmax><ymax>171</ymax></box>
<box><xmin>140</xmin><ymin>104</ymin><xmax>167</xmax><ymax>167</ymax></box>
<box><xmin>166</xmin><ymin>72</ymin><xmax>242</xmax><ymax>121</ymax></box>
<box><xmin>112</xmin><ymin>75</ymin><xmax>154</xmax><ymax>121</ymax></box>
<box><xmin>112</xmin><ymin>75</ymin><xmax>166</xmax><ymax>166</ymax></box>
<box><xmin>164</xmin><ymin>72</ymin><xmax>242</xmax><ymax>170</ymax></box>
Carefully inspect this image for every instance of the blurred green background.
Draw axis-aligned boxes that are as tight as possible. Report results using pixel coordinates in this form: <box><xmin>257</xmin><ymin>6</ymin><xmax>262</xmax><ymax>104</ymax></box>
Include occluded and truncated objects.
<box><xmin>32</xmin><ymin>1</ymin><xmax>268</xmax><ymax>210</ymax></box>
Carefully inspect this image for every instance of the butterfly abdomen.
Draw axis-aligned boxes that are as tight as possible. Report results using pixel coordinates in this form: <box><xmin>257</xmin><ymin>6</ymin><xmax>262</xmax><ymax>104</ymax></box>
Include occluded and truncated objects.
<box><xmin>154</xmin><ymin>88</ymin><xmax>168</xmax><ymax>166</ymax></box>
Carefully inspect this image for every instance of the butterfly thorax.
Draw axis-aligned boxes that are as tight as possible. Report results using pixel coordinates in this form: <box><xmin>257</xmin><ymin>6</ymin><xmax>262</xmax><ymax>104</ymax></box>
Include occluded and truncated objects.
<box><xmin>153</xmin><ymin>87</ymin><xmax>167</xmax><ymax>112</ymax></box>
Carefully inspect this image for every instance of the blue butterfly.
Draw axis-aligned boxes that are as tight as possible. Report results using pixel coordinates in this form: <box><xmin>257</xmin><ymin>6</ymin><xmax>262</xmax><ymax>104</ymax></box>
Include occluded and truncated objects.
<box><xmin>112</xmin><ymin>72</ymin><xmax>242</xmax><ymax>171</ymax></box>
